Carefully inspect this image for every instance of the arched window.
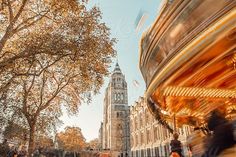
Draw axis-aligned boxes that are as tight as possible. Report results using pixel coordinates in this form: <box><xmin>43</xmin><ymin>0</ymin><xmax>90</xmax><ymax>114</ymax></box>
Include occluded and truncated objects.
<box><xmin>136</xmin><ymin>134</ymin><xmax>139</xmax><ymax>146</ymax></box>
<box><xmin>154</xmin><ymin>127</ymin><xmax>157</xmax><ymax>140</ymax></box>
<box><xmin>120</xmin><ymin>112</ymin><xmax>123</xmax><ymax>118</ymax></box>
<box><xmin>141</xmin><ymin>132</ymin><xmax>144</xmax><ymax>144</ymax></box>
<box><xmin>114</xmin><ymin>93</ymin><xmax>117</xmax><ymax>101</ymax></box>
<box><xmin>117</xmin><ymin>93</ymin><xmax>121</xmax><ymax>101</ymax></box>
<box><xmin>131</xmin><ymin>136</ymin><xmax>134</xmax><ymax>147</ymax></box>
<box><xmin>117</xmin><ymin>123</ymin><xmax>122</xmax><ymax>130</ymax></box>
<box><xmin>146</xmin><ymin>130</ymin><xmax>150</xmax><ymax>144</ymax></box>
<box><xmin>117</xmin><ymin>124</ymin><xmax>123</xmax><ymax>137</ymax></box>
<box><xmin>146</xmin><ymin>111</ymin><xmax>149</xmax><ymax>124</ymax></box>
<box><xmin>120</xmin><ymin>93</ymin><xmax>124</xmax><ymax>101</ymax></box>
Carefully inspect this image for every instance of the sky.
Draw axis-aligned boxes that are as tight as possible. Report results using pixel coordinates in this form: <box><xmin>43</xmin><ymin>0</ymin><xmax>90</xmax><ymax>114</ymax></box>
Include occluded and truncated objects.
<box><xmin>59</xmin><ymin>0</ymin><xmax>161</xmax><ymax>142</ymax></box>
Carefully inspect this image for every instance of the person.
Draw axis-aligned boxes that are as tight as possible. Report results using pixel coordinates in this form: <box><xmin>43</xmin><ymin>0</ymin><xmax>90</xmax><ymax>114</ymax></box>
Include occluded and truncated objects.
<box><xmin>17</xmin><ymin>145</ymin><xmax>27</xmax><ymax>157</ymax></box>
<box><xmin>7</xmin><ymin>146</ymin><xmax>18</xmax><ymax>157</ymax></box>
<box><xmin>170</xmin><ymin>132</ymin><xmax>183</xmax><ymax>157</ymax></box>
<box><xmin>38</xmin><ymin>149</ymin><xmax>46</xmax><ymax>157</ymax></box>
<box><xmin>0</xmin><ymin>139</ymin><xmax>10</xmax><ymax>157</ymax></box>
<box><xmin>202</xmin><ymin>110</ymin><xmax>236</xmax><ymax>157</ymax></box>
<box><xmin>33</xmin><ymin>148</ymin><xmax>40</xmax><ymax>157</ymax></box>
<box><xmin>187</xmin><ymin>127</ymin><xmax>208</xmax><ymax>157</ymax></box>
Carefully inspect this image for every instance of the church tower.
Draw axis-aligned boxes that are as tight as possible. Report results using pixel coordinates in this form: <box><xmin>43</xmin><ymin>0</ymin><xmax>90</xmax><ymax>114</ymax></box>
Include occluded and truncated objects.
<box><xmin>102</xmin><ymin>62</ymin><xmax>130</xmax><ymax>156</ymax></box>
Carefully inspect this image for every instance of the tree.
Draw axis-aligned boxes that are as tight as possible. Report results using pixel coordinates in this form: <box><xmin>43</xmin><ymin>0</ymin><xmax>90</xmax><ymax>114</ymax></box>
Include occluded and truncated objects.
<box><xmin>35</xmin><ymin>135</ymin><xmax>54</xmax><ymax>148</ymax></box>
<box><xmin>88</xmin><ymin>138</ymin><xmax>99</xmax><ymax>150</ymax></box>
<box><xmin>3</xmin><ymin>121</ymin><xmax>28</xmax><ymax>144</ymax></box>
<box><xmin>0</xmin><ymin>0</ymin><xmax>82</xmax><ymax>53</ymax></box>
<box><xmin>0</xmin><ymin>0</ymin><xmax>114</xmax><ymax>92</ymax></box>
<box><xmin>0</xmin><ymin>0</ymin><xmax>80</xmax><ymax>91</ymax></box>
<box><xmin>56</xmin><ymin>127</ymin><xmax>86</xmax><ymax>152</ymax></box>
<box><xmin>0</xmin><ymin>0</ymin><xmax>116</xmax><ymax>155</ymax></box>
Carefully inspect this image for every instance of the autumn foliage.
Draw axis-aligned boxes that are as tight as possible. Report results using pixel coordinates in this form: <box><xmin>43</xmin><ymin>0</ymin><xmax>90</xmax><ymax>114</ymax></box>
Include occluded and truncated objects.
<box><xmin>0</xmin><ymin>0</ymin><xmax>116</xmax><ymax>155</ymax></box>
<box><xmin>88</xmin><ymin>138</ymin><xmax>100</xmax><ymax>150</ymax></box>
<box><xmin>56</xmin><ymin>127</ymin><xmax>86</xmax><ymax>152</ymax></box>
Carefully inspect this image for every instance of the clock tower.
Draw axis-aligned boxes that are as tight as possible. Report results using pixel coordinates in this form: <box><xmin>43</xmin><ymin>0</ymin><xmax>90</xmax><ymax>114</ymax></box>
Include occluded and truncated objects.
<box><xmin>111</xmin><ymin>63</ymin><xmax>128</xmax><ymax>104</ymax></box>
<box><xmin>102</xmin><ymin>62</ymin><xmax>130</xmax><ymax>157</ymax></box>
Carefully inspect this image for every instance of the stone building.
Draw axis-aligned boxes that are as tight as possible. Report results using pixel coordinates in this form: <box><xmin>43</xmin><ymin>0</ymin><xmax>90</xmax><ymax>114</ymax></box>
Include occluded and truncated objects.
<box><xmin>102</xmin><ymin>63</ymin><xmax>130</xmax><ymax>157</ymax></box>
<box><xmin>130</xmin><ymin>97</ymin><xmax>192</xmax><ymax>157</ymax></box>
<box><xmin>99</xmin><ymin>122</ymin><xmax>103</xmax><ymax>150</ymax></box>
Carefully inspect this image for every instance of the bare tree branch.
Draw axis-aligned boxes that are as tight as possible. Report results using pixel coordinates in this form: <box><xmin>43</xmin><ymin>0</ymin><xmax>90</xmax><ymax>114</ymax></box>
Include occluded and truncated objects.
<box><xmin>13</xmin><ymin>10</ymin><xmax>50</xmax><ymax>33</ymax></box>
<box><xmin>0</xmin><ymin>0</ymin><xmax>28</xmax><ymax>52</ymax></box>
<box><xmin>6</xmin><ymin>0</ymin><xmax>13</xmax><ymax>22</ymax></box>
<box><xmin>37</xmin><ymin>75</ymin><xmax>77</xmax><ymax>114</ymax></box>
<box><xmin>14</xmin><ymin>54</ymin><xmax>71</xmax><ymax>77</ymax></box>
<box><xmin>39</xmin><ymin>72</ymin><xmax>46</xmax><ymax>106</ymax></box>
<box><xmin>11</xmin><ymin>0</ymin><xmax>28</xmax><ymax>24</ymax></box>
<box><xmin>22</xmin><ymin>73</ymin><xmax>36</xmax><ymax>115</ymax></box>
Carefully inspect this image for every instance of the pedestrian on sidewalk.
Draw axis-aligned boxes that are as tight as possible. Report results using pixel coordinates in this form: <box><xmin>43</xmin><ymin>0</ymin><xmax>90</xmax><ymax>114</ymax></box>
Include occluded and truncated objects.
<box><xmin>170</xmin><ymin>132</ymin><xmax>183</xmax><ymax>157</ymax></box>
<box><xmin>17</xmin><ymin>145</ymin><xmax>27</xmax><ymax>157</ymax></box>
<box><xmin>202</xmin><ymin>109</ymin><xmax>236</xmax><ymax>157</ymax></box>
<box><xmin>0</xmin><ymin>139</ymin><xmax>10</xmax><ymax>157</ymax></box>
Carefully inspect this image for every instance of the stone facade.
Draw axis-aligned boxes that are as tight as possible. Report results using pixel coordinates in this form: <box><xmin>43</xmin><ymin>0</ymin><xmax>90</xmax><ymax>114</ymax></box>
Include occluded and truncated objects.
<box><xmin>99</xmin><ymin>122</ymin><xmax>103</xmax><ymax>150</ymax></box>
<box><xmin>102</xmin><ymin>63</ymin><xmax>130</xmax><ymax>157</ymax></box>
<box><xmin>130</xmin><ymin>97</ymin><xmax>192</xmax><ymax>157</ymax></box>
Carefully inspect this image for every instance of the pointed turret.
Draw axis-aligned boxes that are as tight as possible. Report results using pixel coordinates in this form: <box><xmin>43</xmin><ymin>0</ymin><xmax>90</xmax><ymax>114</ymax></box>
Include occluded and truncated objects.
<box><xmin>110</xmin><ymin>61</ymin><xmax>127</xmax><ymax>89</ymax></box>
<box><xmin>113</xmin><ymin>62</ymin><xmax>121</xmax><ymax>73</ymax></box>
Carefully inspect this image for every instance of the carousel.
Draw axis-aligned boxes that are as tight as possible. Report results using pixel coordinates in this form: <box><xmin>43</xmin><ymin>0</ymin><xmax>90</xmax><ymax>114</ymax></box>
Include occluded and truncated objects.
<box><xmin>139</xmin><ymin>0</ymin><xmax>236</xmax><ymax>130</ymax></box>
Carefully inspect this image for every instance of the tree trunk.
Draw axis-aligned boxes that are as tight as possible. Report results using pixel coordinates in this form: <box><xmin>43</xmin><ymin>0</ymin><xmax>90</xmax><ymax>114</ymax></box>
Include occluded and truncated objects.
<box><xmin>28</xmin><ymin>123</ymin><xmax>36</xmax><ymax>157</ymax></box>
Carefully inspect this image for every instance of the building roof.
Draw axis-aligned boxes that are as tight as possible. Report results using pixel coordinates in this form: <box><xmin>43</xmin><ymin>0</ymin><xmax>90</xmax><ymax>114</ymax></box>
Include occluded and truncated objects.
<box><xmin>113</xmin><ymin>62</ymin><xmax>122</xmax><ymax>74</ymax></box>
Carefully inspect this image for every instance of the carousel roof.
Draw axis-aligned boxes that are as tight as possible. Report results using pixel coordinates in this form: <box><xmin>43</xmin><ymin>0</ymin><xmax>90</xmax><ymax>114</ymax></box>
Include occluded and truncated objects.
<box><xmin>139</xmin><ymin>0</ymin><xmax>236</xmax><ymax>125</ymax></box>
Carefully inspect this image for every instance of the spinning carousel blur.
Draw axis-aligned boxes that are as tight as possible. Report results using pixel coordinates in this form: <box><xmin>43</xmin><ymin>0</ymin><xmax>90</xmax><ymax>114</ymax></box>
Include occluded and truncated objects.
<box><xmin>139</xmin><ymin>0</ymin><xmax>236</xmax><ymax>129</ymax></box>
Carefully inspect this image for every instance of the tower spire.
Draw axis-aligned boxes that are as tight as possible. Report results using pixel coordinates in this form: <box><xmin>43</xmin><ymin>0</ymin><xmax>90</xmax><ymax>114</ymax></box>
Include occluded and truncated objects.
<box><xmin>116</xmin><ymin>51</ymin><xmax>118</xmax><ymax>62</ymax></box>
<box><xmin>113</xmin><ymin>53</ymin><xmax>121</xmax><ymax>73</ymax></box>
<box><xmin>114</xmin><ymin>61</ymin><xmax>121</xmax><ymax>73</ymax></box>
<box><xmin>116</xmin><ymin>56</ymin><xmax>118</xmax><ymax>64</ymax></box>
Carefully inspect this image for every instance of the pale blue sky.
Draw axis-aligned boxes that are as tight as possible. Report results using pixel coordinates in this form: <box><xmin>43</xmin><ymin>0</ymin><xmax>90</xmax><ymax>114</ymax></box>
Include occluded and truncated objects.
<box><xmin>60</xmin><ymin>0</ymin><xmax>161</xmax><ymax>141</ymax></box>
